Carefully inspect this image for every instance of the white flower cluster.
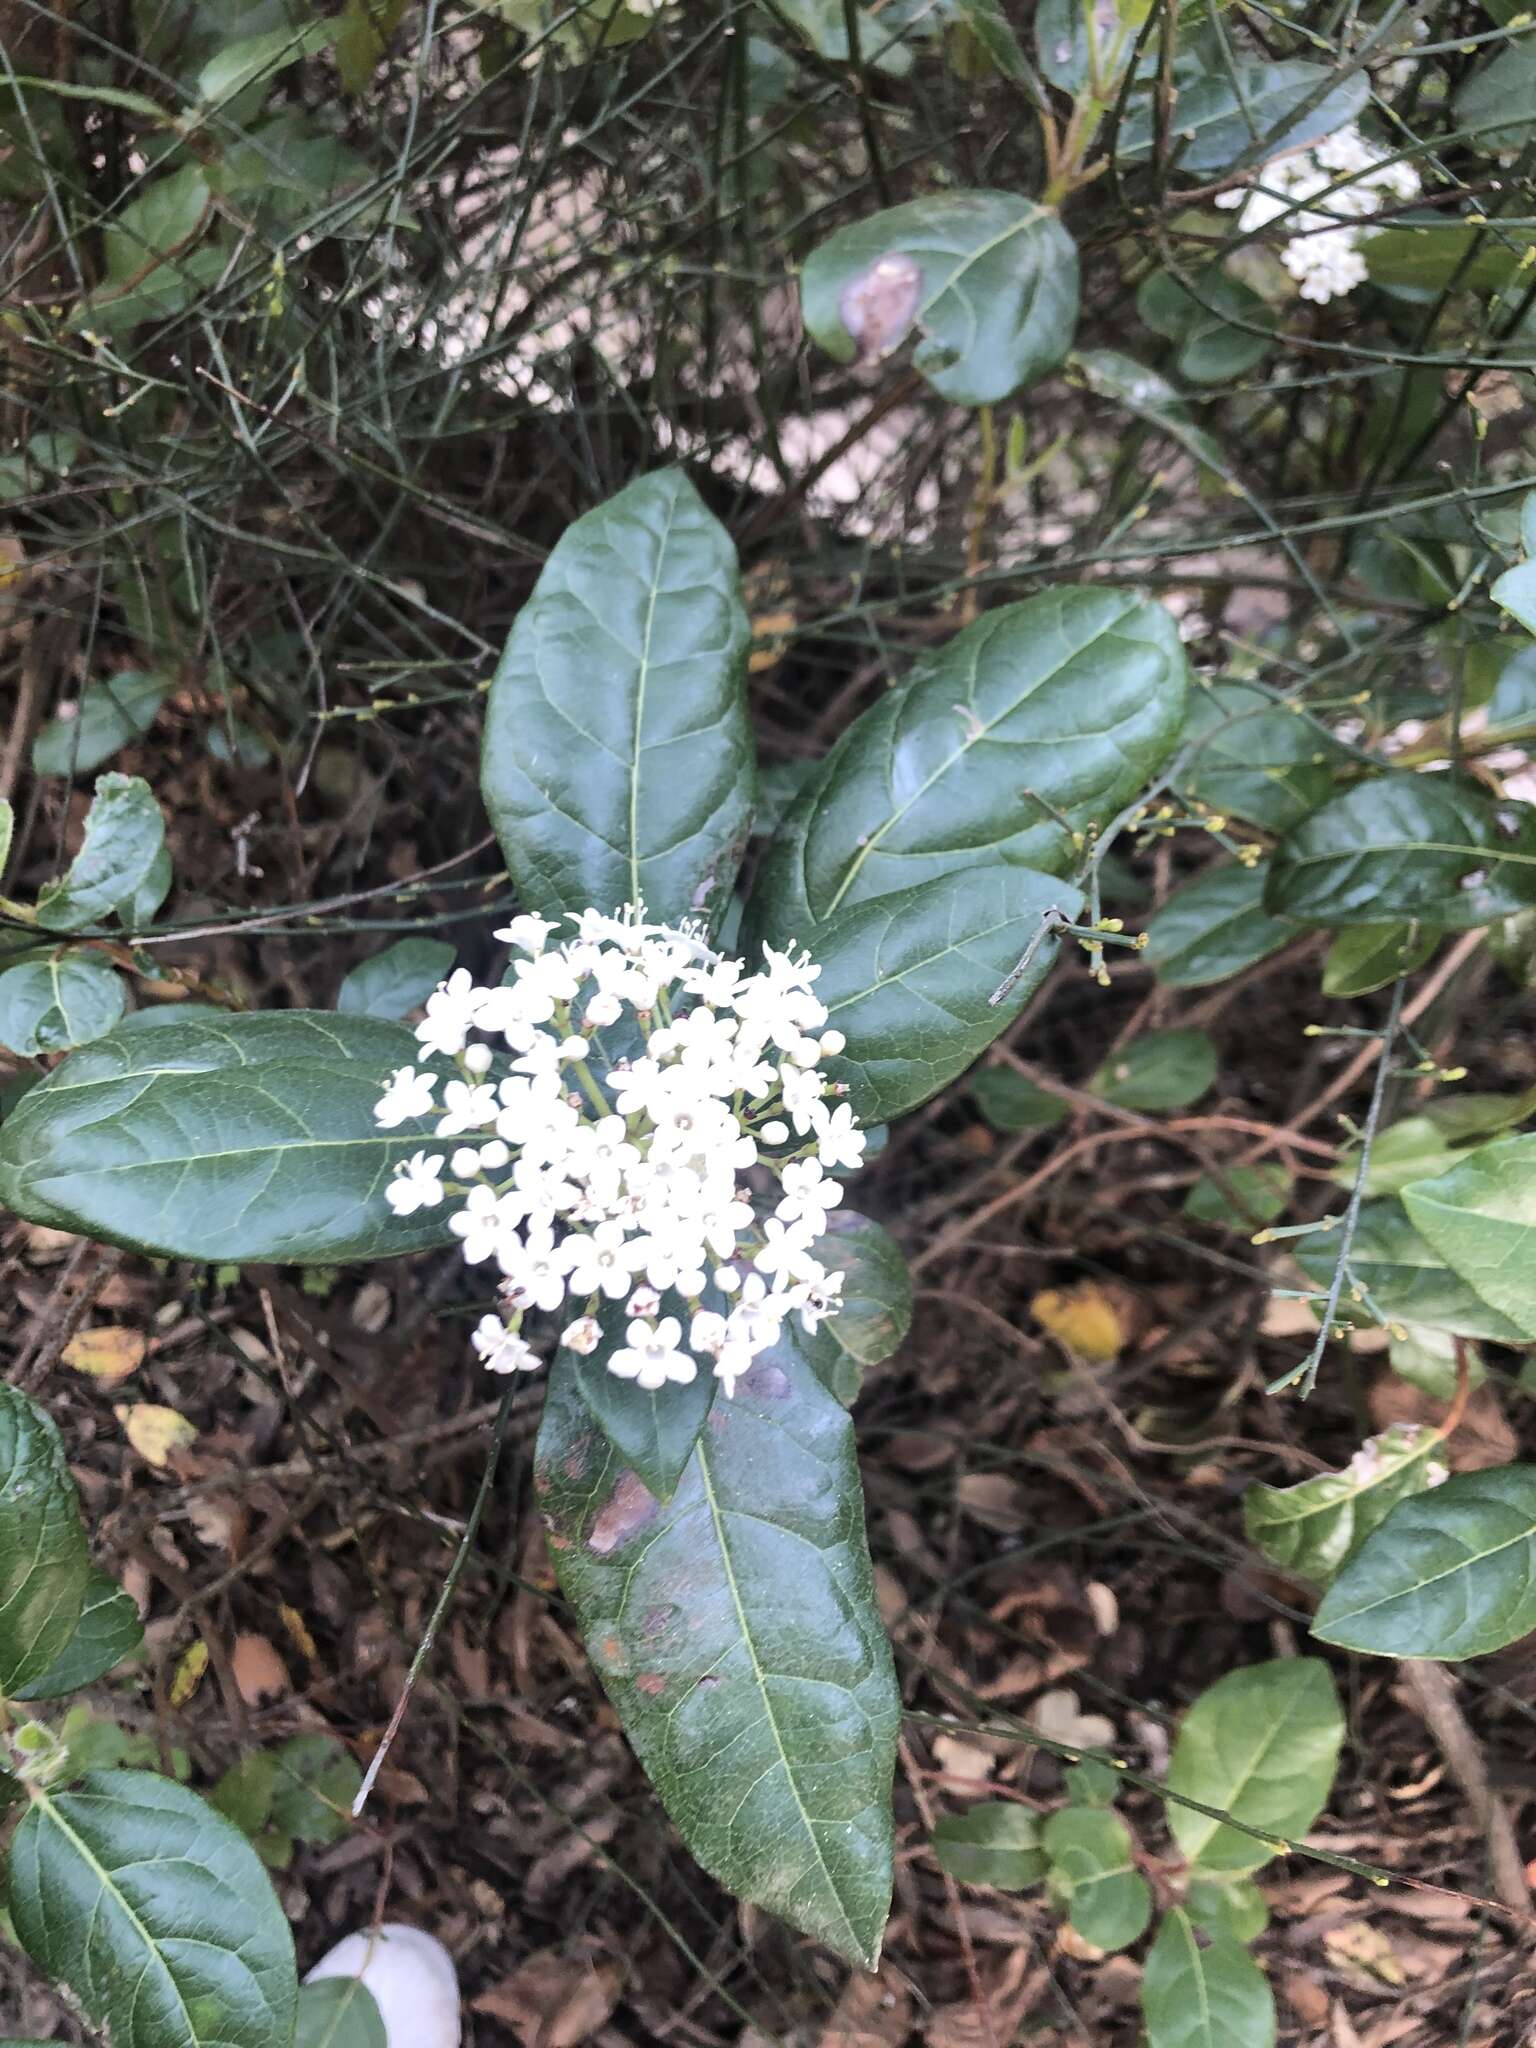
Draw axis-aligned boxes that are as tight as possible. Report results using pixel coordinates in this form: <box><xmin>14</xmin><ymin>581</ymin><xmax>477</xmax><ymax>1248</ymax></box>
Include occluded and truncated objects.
<box><xmin>374</xmin><ymin>906</ymin><xmax>865</xmax><ymax>1395</ymax></box>
<box><xmin>1217</xmin><ymin>124</ymin><xmax>1420</xmax><ymax>304</ymax></box>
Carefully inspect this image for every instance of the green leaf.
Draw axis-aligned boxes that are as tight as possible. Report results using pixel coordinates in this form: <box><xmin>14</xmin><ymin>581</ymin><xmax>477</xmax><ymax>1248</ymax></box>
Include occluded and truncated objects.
<box><xmin>1367</xmin><ymin>221</ymin><xmax>1536</xmax><ymax>294</ymax></box>
<box><xmin>801</xmin><ymin>190</ymin><xmax>1079</xmax><ymax>407</ymax></box>
<box><xmin>1321</xmin><ymin>923</ymin><xmax>1438</xmax><ymax>999</ymax></box>
<box><xmin>772</xmin><ymin>0</ymin><xmax>914</xmax><ymax>74</ymax></box>
<box><xmin>1389</xmin><ymin>1324</ymin><xmax>1485</xmax><ymax>1400</ymax></box>
<box><xmin>1313</xmin><ymin>1466</ymin><xmax>1536</xmax><ymax>1659</ymax></box>
<box><xmin>972</xmin><ymin>1066</ymin><xmax>1067</xmax><ymax>1131</ymax></box>
<box><xmin>535</xmin><ymin>1329</ymin><xmax>899</xmax><ymax>1969</ymax></box>
<box><xmin>31</xmin><ymin>674</ymin><xmax>168</xmax><ymax>779</ymax></box>
<box><xmin>1490</xmin><ymin>560</ymin><xmax>1536</xmax><ymax>635</ymax></box>
<box><xmin>1116</xmin><ymin>60</ymin><xmax>1368</xmax><ymax>172</ymax></box>
<box><xmin>13</xmin><ymin>1567</ymin><xmax>144</xmax><ymax>1700</ymax></box>
<box><xmin>1294</xmin><ymin>1200</ymin><xmax>1528</xmax><ymax>1342</ymax></box>
<box><xmin>103</xmin><ymin>166</ymin><xmax>209</xmax><ymax>284</ymax></box>
<box><xmin>1141</xmin><ymin>1910</ymin><xmax>1276</xmax><ymax>2048</ymax></box>
<box><xmin>1403</xmin><ymin>1134</ymin><xmax>1536</xmax><ymax>1338</ymax></box>
<box><xmin>811</xmin><ymin>1210</ymin><xmax>911</xmax><ymax>1371</ymax></box>
<box><xmin>482</xmin><ymin>469</ymin><xmax>754</xmax><ymax>931</ymax></box>
<box><xmin>1062</xmin><ymin>1757</ymin><xmax>1122</xmax><ymax>1807</ymax></box>
<box><xmin>1087</xmin><ymin>1028</ymin><xmax>1216</xmax><ymax>1113</ymax></box>
<box><xmin>562</xmin><ymin>1313</ymin><xmax>718</xmax><ymax>1503</ymax></box>
<box><xmin>1041</xmin><ymin>1807</ymin><xmax>1151</xmax><ymax>1951</ymax></box>
<box><xmin>35</xmin><ymin>774</ymin><xmax>166</xmax><ymax>934</ymax></box>
<box><xmin>296</xmin><ymin>1978</ymin><xmax>388</xmax><ymax>2048</ymax></box>
<box><xmin>1456</xmin><ymin>32</ymin><xmax>1536</xmax><ymax>149</ymax></box>
<box><xmin>814</xmin><ymin>865</ymin><xmax>1084</xmax><ymax>1124</ymax></box>
<box><xmin>211</xmin><ymin>1752</ymin><xmax>278</xmax><ymax>1839</ymax></box>
<box><xmin>0</xmin><ymin>1384</ymin><xmax>90</xmax><ymax>1696</ymax></box>
<box><xmin>932</xmin><ymin>1803</ymin><xmax>1046</xmax><ymax>1888</ymax></box>
<box><xmin>1165</xmin><ymin>1658</ymin><xmax>1343</xmax><ymax>1876</ymax></box>
<box><xmin>0</xmin><ymin>953</ymin><xmax>127</xmax><ymax>1057</ymax></box>
<box><xmin>1185</xmin><ymin>1876</ymin><xmax>1269</xmax><ymax>1944</ymax></box>
<box><xmin>269</xmin><ymin>1734</ymin><xmax>360</xmax><ymax>1845</ymax></box>
<box><xmin>0</xmin><ymin>1011</ymin><xmax>458</xmax><ymax>1263</ymax></box>
<box><xmin>1335</xmin><ymin>1116</ymin><xmax>1461</xmax><ymax>1199</ymax></box>
<box><xmin>747</xmin><ymin>587</ymin><xmax>1188</xmax><ymax>944</ymax></box>
<box><xmin>1266</xmin><ymin>779</ymin><xmax>1536</xmax><ymax>930</ymax></box>
<box><xmin>337</xmin><ymin>937</ymin><xmax>456</xmax><ymax>1020</ymax></box>
<box><xmin>1136</xmin><ymin>269</ymin><xmax>1274</xmax><ymax>384</ymax></box>
<box><xmin>1180</xmin><ymin>681</ymin><xmax>1344</xmax><ymax>833</ymax></box>
<box><xmin>1183</xmin><ymin>1163</ymin><xmax>1290</xmax><ymax>1231</ymax></box>
<box><xmin>197</xmin><ymin>19</ymin><xmax>335</xmax><ymax>105</ymax></box>
<box><xmin>9</xmin><ymin>1769</ymin><xmax>298</xmax><ymax>2048</ymax></box>
<box><xmin>1243</xmin><ymin>1423</ymin><xmax>1448</xmax><ymax>1589</ymax></box>
<box><xmin>1143</xmin><ymin>861</ymin><xmax>1294</xmax><ymax>988</ymax></box>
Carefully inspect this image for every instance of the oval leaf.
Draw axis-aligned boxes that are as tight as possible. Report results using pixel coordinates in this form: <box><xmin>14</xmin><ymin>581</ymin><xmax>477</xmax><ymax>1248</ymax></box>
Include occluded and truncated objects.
<box><xmin>814</xmin><ymin>865</ymin><xmax>1083</xmax><ymax>1124</ymax></box>
<box><xmin>1294</xmin><ymin>1199</ymin><xmax>1528</xmax><ymax>1343</ymax></box>
<box><xmin>801</xmin><ymin>190</ymin><xmax>1079</xmax><ymax>407</ymax></box>
<box><xmin>1312</xmin><ymin>1465</ymin><xmax>1536</xmax><ymax>1659</ymax></box>
<box><xmin>1144</xmin><ymin>861</ymin><xmax>1294</xmax><ymax>988</ymax></box>
<box><xmin>1267</xmin><ymin>779</ymin><xmax>1536</xmax><ymax>929</ymax></box>
<box><xmin>32</xmin><ymin>673</ymin><xmax>167</xmax><ymax>779</ymax></box>
<box><xmin>933</xmin><ymin>1803</ymin><xmax>1046</xmax><ymax>1889</ymax></box>
<box><xmin>1116</xmin><ymin>59</ymin><xmax>1367</xmax><ymax>172</ymax></box>
<box><xmin>1402</xmin><ymin>1133</ymin><xmax>1536</xmax><ymax>1339</ymax></box>
<box><xmin>1165</xmin><ymin>1658</ymin><xmax>1343</xmax><ymax>1875</ymax></box>
<box><xmin>536</xmin><ymin>1331</ymin><xmax>899</xmax><ymax>1968</ymax></box>
<box><xmin>1322</xmin><ymin>923</ymin><xmax>1438</xmax><ymax>999</ymax></box>
<box><xmin>1243</xmin><ymin>1423</ymin><xmax>1446</xmax><ymax>1590</ymax></box>
<box><xmin>1087</xmin><ymin>1028</ymin><xmax>1216</xmax><ymax>1112</ymax></box>
<box><xmin>482</xmin><ymin>469</ymin><xmax>753</xmax><ymax>930</ymax></box>
<box><xmin>811</xmin><ymin>1210</ymin><xmax>911</xmax><ymax>1372</ymax></box>
<box><xmin>1141</xmin><ymin>1910</ymin><xmax>1276</xmax><ymax>2048</ymax></box>
<box><xmin>35</xmin><ymin>773</ymin><xmax>166</xmax><ymax>934</ymax></box>
<box><xmin>296</xmin><ymin>1977</ymin><xmax>388</xmax><ymax>2048</ymax></box>
<box><xmin>0</xmin><ymin>1385</ymin><xmax>90</xmax><ymax>1696</ymax></box>
<box><xmin>1041</xmin><ymin>1807</ymin><xmax>1151</xmax><ymax>1951</ymax></box>
<box><xmin>337</xmin><ymin>937</ymin><xmax>457</xmax><ymax>1020</ymax></box>
<box><xmin>9</xmin><ymin>1770</ymin><xmax>298</xmax><ymax>2048</ymax></box>
<box><xmin>0</xmin><ymin>1011</ymin><xmax>456</xmax><ymax>1263</ymax></box>
<box><xmin>748</xmin><ymin>587</ymin><xmax>1188</xmax><ymax>945</ymax></box>
<box><xmin>1180</xmin><ymin>680</ymin><xmax>1343</xmax><ymax>832</ymax></box>
<box><xmin>0</xmin><ymin>952</ymin><xmax>126</xmax><ymax>1057</ymax></box>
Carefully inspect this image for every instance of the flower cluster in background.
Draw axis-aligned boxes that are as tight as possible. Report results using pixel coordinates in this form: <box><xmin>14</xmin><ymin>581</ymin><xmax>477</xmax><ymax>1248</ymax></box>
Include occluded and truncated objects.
<box><xmin>1218</xmin><ymin>124</ymin><xmax>1420</xmax><ymax>304</ymax></box>
<box><xmin>373</xmin><ymin>906</ymin><xmax>863</xmax><ymax>1393</ymax></box>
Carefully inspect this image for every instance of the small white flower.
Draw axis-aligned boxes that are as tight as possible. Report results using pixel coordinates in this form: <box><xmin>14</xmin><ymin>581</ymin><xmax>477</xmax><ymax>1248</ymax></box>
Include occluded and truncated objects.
<box><xmin>385</xmin><ymin>1151</ymin><xmax>446</xmax><ymax>1216</ymax></box>
<box><xmin>449</xmin><ymin>1184</ymin><xmax>509</xmax><ymax>1264</ymax></box>
<box><xmin>608</xmin><ymin>1317</ymin><xmax>696</xmax><ymax>1390</ymax></box>
<box><xmin>462</xmin><ymin>1042</ymin><xmax>494</xmax><ymax>1076</ymax></box>
<box><xmin>561</xmin><ymin>1314</ymin><xmax>603</xmax><ymax>1355</ymax></box>
<box><xmin>628</xmin><ymin>1284</ymin><xmax>662</xmax><ymax>1319</ymax></box>
<box><xmin>437</xmin><ymin>1078</ymin><xmax>499</xmax><ymax>1138</ymax></box>
<box><xmin>812</xmin><ymin>1100</ymin><xmax>866</xmax><ymax>1172</ymax></box>
<box><xmin>561</xmin><ymin>1221</ymin><xmax>646</xmax><ymax>1300</ymax></box>
<box><xmin>690</xmin><ymin>1309</ymin><xmax>729</xmax><ymax>1357</ymax></box>
<box><xmin>471</xmin><ymin>1314</ymin><xmax>540</xmax><ymax>1374</ymax></box>
<box><xmin>417</xmin><ymin>969</ymin><xmax>481</xmax><ymax>1059</ymax></box>
<box><xmin>495</xmin><ymin>914</ymin><xmax>559</xmax><ymax>953</ymax></box>
<box><xmin>760</xmin><ymin>1119</ymin><xmax>789</xmax><ymax>1146</ymax></box>
<box><xmin>375</xmin><ymin>1066</ymin><xmax>437</xmax><ymax>1129</ymax></box>
<box><xmin>753</xmin><ymin>1215</ymin><xmax>818</xmax><ymax>1283</ymax></box>
<box><xmin>450</xmin><ymin>1146</ymin><xmax>482</xmax><ymax>1179</ymax></box>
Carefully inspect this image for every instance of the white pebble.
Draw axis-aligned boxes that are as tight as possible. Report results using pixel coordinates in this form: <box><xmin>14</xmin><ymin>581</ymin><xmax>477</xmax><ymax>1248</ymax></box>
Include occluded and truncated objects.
<box><xmin>305</xmin><ymin>1924</ymin><xmax>460</xmax><ymax>2048</ymax></box>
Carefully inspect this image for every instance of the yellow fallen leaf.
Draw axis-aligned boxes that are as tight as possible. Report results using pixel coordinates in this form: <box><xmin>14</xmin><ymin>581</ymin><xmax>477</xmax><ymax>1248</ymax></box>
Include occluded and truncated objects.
<box><xmin>1031</xmin><ymin>1283</ymin><xmax>1125</xmax><ymax>1363</ymax></box>
<box><xmin>170</xmin><ymin>1639</ymin><xmax>209</xmax><ymax>1707</ymax></box>
<box><xmin>115</xmin><ymin>1403</ymin><xmax>197</xmax><ymax>1468</ymax></box>
<box><xmin>279</xmin><ymin>1603</ymin><xmax>317</xmax><ymax>1661</ymax></box>
<box><xmin>62</xmin><ymin>1326</ymin><xmax>147</xmax><ymax>1386</ymax></box>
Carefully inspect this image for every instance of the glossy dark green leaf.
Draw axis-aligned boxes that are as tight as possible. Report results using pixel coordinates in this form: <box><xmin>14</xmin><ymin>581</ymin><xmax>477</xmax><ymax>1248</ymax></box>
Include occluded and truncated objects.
<box><xmin>812</xmin><ymin>1210</ymin><xmax>911</xmax><ymax>1371</ymax></box>
<box><xmin>1313</xmin><ymin>1466</ymin><xmax>1536</xmax><ymax>1658</ymax></box>
<box><xmin>1041</xmin><ymin>1807</ymin><xmax>1151</xmax><ymax>1951</ymax></box>
<box><xmin>1243</xmin><ymin>1423</ymin><xmax>1446</xmax><ymax>1590</ymax></box>
<box><xmin>1181</xmin><ymin>681</ymin><xmax>1344</xmax><ymax>832</ymax></box>
<box><xmin>1136</xmin><ymin>268</ymin><xmax>1274</xmax><ymax>384</ymax></box>
<box><xmin>0</xmin><ymin>1385</ymin><xmax>90</xmax><ymax>1697</ymax></box>
<box><xmin>9</xmin><ymin>1770</ymin><xmax>298</xmax><ymax>2048</ymax></box>
<box><xmin>1116</xmin><ymin>60</ymin><xmax>1367</xmax><ymax>172</ymax></box>
<box><xmin>536</xmin><ymin>1330</ymin><xmax>899</xmax><ymax>1968</ymax></box>
<box><xmin>0</xmin><ymin>952</ymin><xmax>126</xmax><ymax>1057</ymax></box>
<box><xmin>1402</xmin><ymin>1134</ymin><xmax>1536</xmax><ymax>1339</ymax></box>
<box><xmin>31</xmin><ymin>674</ymin><xmax>167</xmax><ymax>779</ymax></box>
<box><xmin>932</xmin><ymin>1803</ymin><xmax>1046</xmax><ymax>1888</ymax></box>
<box><xmin>1087</xmin><ymin>1028</ymin><xmax>1216</xmax><ymax>1113</ymax></box>
<box><xmin>483</xmin><ymin>469</ymin><xmax>753</xmax><ymax>930</ymax></box>
<box><xmin>1183</xmin><ymin>1163</ymin><xmax>1290</xmax><ymax>1230</ymax></box>
<box><xmin>1143</xmin><ymin>861</ymin><xmax>1294</xmax><ymax>988</ymax></box>
<box><xmin>1166</xmin><ymin>1658</ymin><xmax>1343</xmax><ymax>1876</ymax></box>
<box><xmin>336</xmin><ymin>937</ymin><xmax>456</xmax><ymax>1020</ymax></box>
<box><xmin>1321</xmin><ymin>923</ymin><xmax>1438</xmax><ymax>999</ymax></box>
<box><xmin>748</xmin><ymin>587</ymin><xmax>1187</xmax><ymax>945</ymax></box>
<box><xmin>1456</xmin><ymin>32</ymin><xmax>1536</xmax><ymax>148</ymax></box>
<box><xmin>972</xmin><ymin>1065</ymin><xmax>1067</xmax><ymax>1131</ymax></box>
<box><xmin>35</xmin><ymin>774</ymin><xmax>166</xmax><ymax>933</ymax></box>
<box><xmin>1267</xmin><ymin>779</ymin><xmax>1536</xmax><ymax>929</ymax></box>
<box><xmin>814</xmin><ymin>865</ymin><xmax>1083</xmax><ymax>1123</ymax></box>
<box><xmin>1141</xmin><ymin>1911</ymin><xmax>1276</xmax><ymax>2048</ymax></box>
<box><xmin>13</xmin><ymin>1566</ymin><xmax>144</xmax><ymax>1700</ymax></box>
<box><xmin>1294</xmin><ymin>1200</ymin><xmax>1527</xmax><ymax>1342</ymax></box>
<box><xmin>197</xmin><ymin>18</ymin><xmax>335</xmax><ymax>105</ymax></box>
<box><xmin>296</xmin><ymin>1977</ymin><xmax>387</xmax><ymax>2048</ymax></box>
<box><xmin>0</xmin><ymin>1011</ymin><xmax>457</xmax><ymax>1263</ymax></box>
<box><xmin>563</xmin><ymin>1309</ymin><xmax>718</xmax><ymax>1502</ymax></box>
<box><xmin>801</xmin><ymin>190</ymin><xmax>1079</xmax><ymax>407</ymax></box>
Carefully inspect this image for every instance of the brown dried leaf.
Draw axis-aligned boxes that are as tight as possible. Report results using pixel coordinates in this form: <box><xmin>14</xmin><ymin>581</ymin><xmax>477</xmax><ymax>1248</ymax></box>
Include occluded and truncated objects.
<box><xmin>956</xmin><ymin>1471</ymin><xmax>1028</xmax><ymax>1534</ymax></box>
<box><xmin>472</xmin><ymin>1946</ymin><xmax>623</xmax><ymax>2048</ymax></box>
<box><xmin>231</xmin><ymin>1632</ymin><xmax>290</xmax><ymax>1706</ymax></box>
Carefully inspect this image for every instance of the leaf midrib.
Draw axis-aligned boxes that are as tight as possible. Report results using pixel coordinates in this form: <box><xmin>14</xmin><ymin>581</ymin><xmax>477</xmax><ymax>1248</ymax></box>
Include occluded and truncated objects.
<box><xmin>1322</xmin><ymin>1514</ymin><xmax>1536</xmax><ymax>1627</ymax></box>
<box><xmin>628</xmin><ymin>482</ymin><xmax>681</xmax><ymax>910</ymax></box>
